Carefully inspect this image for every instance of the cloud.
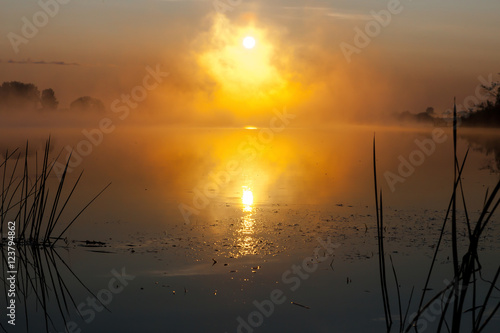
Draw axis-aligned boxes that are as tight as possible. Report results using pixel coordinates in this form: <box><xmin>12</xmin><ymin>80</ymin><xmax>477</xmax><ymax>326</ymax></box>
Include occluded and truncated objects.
<box><xmin>1</xmin><ymin>59</ymin><xmax>80</xmax><ymax>66</ymax></box>
<box><xmin>325</xmin><ymin>12</ymin><xmax>373</xmax><ymax>21</ymax></box>
<box><xmin>270</xmin><ymin>5</ymin><xmax>373</xmax><ymax>21</ymax></box>
<box><xmin>132</xmin><ymin>9</ymin><xmax>397</xmax><ymax>126</ymax></box>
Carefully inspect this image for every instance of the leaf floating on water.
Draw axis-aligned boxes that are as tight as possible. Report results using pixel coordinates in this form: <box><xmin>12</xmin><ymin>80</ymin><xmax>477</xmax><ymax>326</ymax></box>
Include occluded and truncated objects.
<box><xmin>78</xmin><ymin>240</ymin><xmax>107</xmax><ymax>247</ymax></box>
<box><xmin>87</xmin><ymin>250</ymin><xmax>116</xmax><ymax>254</ymax></box>
<box><xmin>291</xmin><ymin>302</ymin><xmax>310</xmax><ymax>309</ymax></box>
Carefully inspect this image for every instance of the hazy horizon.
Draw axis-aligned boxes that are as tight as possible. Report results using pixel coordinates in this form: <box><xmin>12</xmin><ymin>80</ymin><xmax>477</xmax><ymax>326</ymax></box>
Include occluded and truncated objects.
<box><xmin>1</xmin><ymin>0</ymin><xmax>499</xmax><ymax>126</ymax></box>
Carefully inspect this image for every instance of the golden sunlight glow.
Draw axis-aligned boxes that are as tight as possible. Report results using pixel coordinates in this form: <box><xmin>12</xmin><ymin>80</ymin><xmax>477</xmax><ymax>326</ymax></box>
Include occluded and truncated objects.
<box><xmin>197</xmin><ymin>14</ymin><xmax>290</xmax><ymax>110</ymax></box>
<box><xmin>243</xmin><ymin>36</ymin><xmax>256</xmax><ymax>49</ymax></box>
<box><xmin>237</xmin><ymin>186</ymin><xmax>255</xmax><ymax>256</ymax></box>
<box><xmin>236</xmin><ymin>213</ymin><xmax>255</xmax><ymax>256</ymax></box>
<box><xmin>242</xmin><ymin>187</ymin><xmax>254</xmax><ymax>206</ymax></box>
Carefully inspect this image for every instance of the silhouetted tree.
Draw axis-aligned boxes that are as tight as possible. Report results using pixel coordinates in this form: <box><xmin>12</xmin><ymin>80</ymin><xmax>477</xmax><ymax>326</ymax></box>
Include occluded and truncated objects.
<box><xmin>425</xmin><ymin>107</ymin><xmax>435</xmax><ymax>116</ymax></box>
<box><xmin>0</xmin><ymin>81</ymin><xmax>40</xmax><ymax>111</ymax></box>
<box><xmin>41</xmin><ymin>88</ymin><xmax>59</xmax><ymax>110</ymax></box>
<box><xmin>463</xmin><ymin>74</ymin><xmax>500</xmax><ymax>127</ymax></box>
<box><xmin>481</xmin><ymin>75</ymin><xmax>499</xmax><ymax>97</ymax></box>
<box><xmin>475</xmin><ymin>74</ymin><xmax>500</xmax><ymax>110</ymax></box>
<box><xmin>70</xmin><ymin>96</ymin><xmax>105</xmax><ymax>112</ymax></box>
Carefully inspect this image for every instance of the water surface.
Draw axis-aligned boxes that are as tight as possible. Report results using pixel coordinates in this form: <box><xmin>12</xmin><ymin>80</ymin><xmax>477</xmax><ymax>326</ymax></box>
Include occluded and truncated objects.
<box><xmin>1</xmin><ymin>124</ymin><xmax>499</xmax><ymax>332</ymax></box>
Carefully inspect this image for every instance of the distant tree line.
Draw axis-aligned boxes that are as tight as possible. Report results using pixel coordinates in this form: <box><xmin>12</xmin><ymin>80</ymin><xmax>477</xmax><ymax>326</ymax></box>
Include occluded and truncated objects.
<box><xmin>462</xmin><ymin>77</ymin><xmax>500</xmax><ymax>127</ymax></box>
<box><xmin>396</xmin><ymin>107</ymin><xmax>437</xmax><ymax>125</ymax></box>
<box><xmin>396</xmin><ymin>74</ymin><xmax>500</xmax><ymax>127</ymax></box>
<box><xmin>0</xmin><ymin>81</ymin><xmax>105</xmax><ymax>113</ymax></box>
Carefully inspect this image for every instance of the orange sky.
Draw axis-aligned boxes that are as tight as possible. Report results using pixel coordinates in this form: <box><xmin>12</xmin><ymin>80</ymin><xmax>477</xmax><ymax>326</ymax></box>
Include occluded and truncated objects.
<box><xmin>1</xmin><ymin>0</ymin><xmax>499</xmax><ymax>126</ymax></box>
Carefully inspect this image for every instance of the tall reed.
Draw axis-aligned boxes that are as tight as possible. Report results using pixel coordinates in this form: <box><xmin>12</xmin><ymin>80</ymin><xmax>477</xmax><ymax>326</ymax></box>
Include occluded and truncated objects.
<box><xmin>373</xmin><ymin>103</ymin><xmax>500</xmax><ymax>332</ymax></box>
<box><xmin>0</xmin><ymin>138</ymin><xmax>110</xmax><ymax>246</ymax></box>
<box><xmin>1</xmin><ymin>138</ymin><xmax>110</xmax><ymax>332</ymax></box>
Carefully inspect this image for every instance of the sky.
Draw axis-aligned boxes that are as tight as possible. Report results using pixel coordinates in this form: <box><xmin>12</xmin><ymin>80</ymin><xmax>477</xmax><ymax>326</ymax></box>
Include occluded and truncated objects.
<box><xmin>1</xmin><ymin>0</ymin><xmax>499</xmax><ymax>126</ymax></box>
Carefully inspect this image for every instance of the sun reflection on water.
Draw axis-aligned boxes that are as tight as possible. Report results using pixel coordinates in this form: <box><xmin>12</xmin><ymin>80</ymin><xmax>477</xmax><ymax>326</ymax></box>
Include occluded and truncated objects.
<box><xmin>236</xmin><ymin>186</ymin><xmax>256</xmax><ymax>256</ymax></box>
<box><xmin>242</xmin><ymin>187</ymin><xmax>254</xmax><ymax>211</ymax></box>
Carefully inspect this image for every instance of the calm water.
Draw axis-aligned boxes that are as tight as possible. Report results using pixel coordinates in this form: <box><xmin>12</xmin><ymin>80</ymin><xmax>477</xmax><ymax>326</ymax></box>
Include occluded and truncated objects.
<box><xmin>1</xmin><ymin>124</ymin><xmax>499</xmax><ymax>332</ymax></box>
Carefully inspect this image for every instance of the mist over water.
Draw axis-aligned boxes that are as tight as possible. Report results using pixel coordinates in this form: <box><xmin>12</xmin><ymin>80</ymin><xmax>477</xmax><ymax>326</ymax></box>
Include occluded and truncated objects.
<box><xmin>1</xmin><ymin>1</ymin><xmax>500</xmax><ymax>331</ymax></box>
<box><xmin>1</xmin><ymin>124</ymin><xmax>498</xmax><ymax>237</ymax></box>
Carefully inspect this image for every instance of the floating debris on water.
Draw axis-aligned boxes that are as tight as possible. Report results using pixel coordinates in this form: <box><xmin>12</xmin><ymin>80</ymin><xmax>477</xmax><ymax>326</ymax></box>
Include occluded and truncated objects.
<box><xmin>291</xmin><ymin>302</ymin><xmax>310</xmax><ymax>309</ymax></box>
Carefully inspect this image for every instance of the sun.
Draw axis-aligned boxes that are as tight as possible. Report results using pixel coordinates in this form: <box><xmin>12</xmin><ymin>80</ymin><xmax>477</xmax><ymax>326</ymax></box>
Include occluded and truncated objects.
<box><xmin>197</xmin><ymin>15</ymin><xmax>291</xmax><ymax>109</ymax></box>
<box><xmin>242</xmin><ymin>36</ymin><xmax>256</xmax><ymax>49</ymax></box>
<box><xmin>242</xmin><ymin>187</ymin><xmax>254</xmax><ymax>206</ymax></box>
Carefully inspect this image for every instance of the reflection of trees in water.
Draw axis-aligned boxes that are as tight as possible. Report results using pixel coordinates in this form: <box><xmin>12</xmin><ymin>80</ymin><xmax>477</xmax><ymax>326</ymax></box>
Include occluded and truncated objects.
<box><xmin>461</xmin><ymin>132</ymin><xmax>500</xmax><ymax>173</ymax></box>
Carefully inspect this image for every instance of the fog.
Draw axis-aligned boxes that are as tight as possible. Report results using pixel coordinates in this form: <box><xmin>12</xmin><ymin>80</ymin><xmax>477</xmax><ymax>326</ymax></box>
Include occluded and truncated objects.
<box><xmin>1</xmin><ymin>1</ymin><xmax>499</xmax><ymax>128</ymax></box>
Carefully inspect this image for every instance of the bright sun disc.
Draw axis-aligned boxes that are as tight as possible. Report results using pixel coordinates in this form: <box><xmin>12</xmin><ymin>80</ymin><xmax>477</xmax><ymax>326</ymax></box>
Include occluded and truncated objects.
<box><xmin>243</xmin><ymin>36</ymin><xmax>256</xmax><ymax>49</ymax></box>
<box><xmin>242</xmin><ymin>189</ymin><xmax>254</xmax><ymax>206</ymax></box>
